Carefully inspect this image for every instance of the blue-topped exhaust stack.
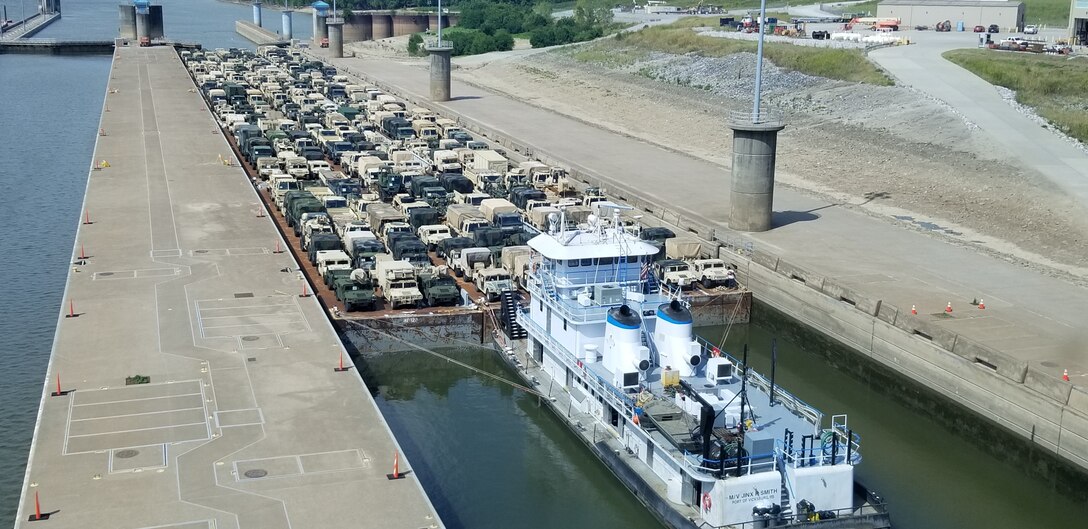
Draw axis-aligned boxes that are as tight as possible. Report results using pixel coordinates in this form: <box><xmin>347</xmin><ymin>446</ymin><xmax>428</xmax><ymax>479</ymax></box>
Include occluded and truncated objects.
<box><xmin>252</xmin><ymin>0</ymin><xmax>262</xmax><ymax>27</ymax></box>
<box><xmin>312</xmin><ymin>1</ymin><xmax>329</xmax><ymax>45</ymax></box>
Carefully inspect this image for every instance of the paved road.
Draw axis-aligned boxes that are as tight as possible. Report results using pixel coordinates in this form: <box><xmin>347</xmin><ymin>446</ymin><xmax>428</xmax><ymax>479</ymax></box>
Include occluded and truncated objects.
<box><xmin>869</xmin><ymin>33</ymin><xmax>1088</xmax><ymax>208</ymax></box>
<box><xmin>17</xmin><ymin>46</ymin><xmax>442</xmax><ymax>529</ymax></box>
<box><xmin>320</xmin><ymin>51</ymin><xmax>1088</xmax><ymax>380</ymax></box>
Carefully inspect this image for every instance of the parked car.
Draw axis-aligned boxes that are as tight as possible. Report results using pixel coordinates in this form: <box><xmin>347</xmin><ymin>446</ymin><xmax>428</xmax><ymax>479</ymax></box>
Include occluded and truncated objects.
<box><xmin>973</xmin><ymin>25</ymin><xmax>985</xmax><ymax>33</ymax></box>
<box><xmin>988</xmin><ymin>24</ymin><xmax>1000</xmax><ymax>33</ymax></box>
<box><xmin>1023</xmin><ymin>24</ymin><xmax>1038</xmax><ymax>34</ymax></box>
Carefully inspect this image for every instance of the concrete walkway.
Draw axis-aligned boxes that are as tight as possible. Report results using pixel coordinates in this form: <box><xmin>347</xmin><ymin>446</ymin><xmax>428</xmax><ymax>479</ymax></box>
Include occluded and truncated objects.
<box><xmin>318</xmin><ymin>51</ymin><xmax>1088</xmax><ymax>382</ymax></box>
<box><xmin>17</xmin><ymin>46</ymin><xmax>442</xmax><ymax>529</ymax></box>
<box><xmin>869</xmin><ymin>33</ymin><xmax>1088</xmax><ymax>207</ymax></box>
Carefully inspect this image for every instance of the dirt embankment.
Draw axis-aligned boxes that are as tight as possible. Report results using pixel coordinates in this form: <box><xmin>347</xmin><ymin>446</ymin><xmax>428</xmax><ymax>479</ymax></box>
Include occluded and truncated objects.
<box><xmin>447</xmin><ymin>45</ymin><xmax>1088</xmax><ymax>276</ymax></box>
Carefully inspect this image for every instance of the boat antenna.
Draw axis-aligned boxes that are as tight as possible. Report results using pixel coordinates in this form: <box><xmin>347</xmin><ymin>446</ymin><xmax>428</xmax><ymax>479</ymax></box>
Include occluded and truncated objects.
<box><xmin>739</xmin><ymin>344</ymin><xmax>748</xmax><ymax>429</ymax></box>
<box><xmin>769</xmin><ymin>337</ymin><xmax>777</xmax><ymax>407</ymax></box>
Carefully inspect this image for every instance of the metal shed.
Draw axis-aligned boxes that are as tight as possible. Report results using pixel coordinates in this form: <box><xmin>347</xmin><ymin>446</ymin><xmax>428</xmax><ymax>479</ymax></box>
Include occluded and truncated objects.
<box><xmin>876</xmin><ymin>0</ymin><xmax>1026</xmax><ymax>31</ymax></box>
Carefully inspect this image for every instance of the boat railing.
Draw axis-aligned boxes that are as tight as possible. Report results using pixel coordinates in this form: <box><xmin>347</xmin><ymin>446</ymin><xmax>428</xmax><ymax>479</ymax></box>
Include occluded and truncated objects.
<box><xmin>517</xmin><ymin>313</ymin><xmax>635</xmax><ymax>412</ymax></box>
<box><xmin>527</xmin><ymin>267</ymin><xmax>666</xmax><ymax>324</ymax></box>
<box><xmin>683</xmin><ymin>449</ymin><xmax>779</xmax><ymax>476</ymax></box>
<box><xmin>694</xmin><ymin>336</ymin><xmax>823</xmax><ymax>427</ymax></box>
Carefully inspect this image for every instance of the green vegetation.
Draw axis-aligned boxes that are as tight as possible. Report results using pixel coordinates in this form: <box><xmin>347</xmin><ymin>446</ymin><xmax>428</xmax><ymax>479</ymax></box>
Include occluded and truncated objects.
<box><xmin>442</xmin><ymin>27</ymin><xmax>516</xmax><ymax>55</ymax></box>
<box><xmin>407</xmin><ymin>32</ymin><xmax>423</xmax><ymax>55</ymax></box>
<box><xmin>404</xmin><ymin>0</ymin><xmax>617</xmax><ymax>56</ymax></box>
<box><xmin>944</xmin><ymin>49</ymin><xmax>1088</xmax><ymax>143</ymax></box>
<box><xmin>1020</xmin><ymin>0</ymin><xmax>1072</xmax><ymax>26</ymax></box>
<box><xmin>592</xmin><ymin>19</ymin><xmax>893</xmax><ymax>85</ymax></box>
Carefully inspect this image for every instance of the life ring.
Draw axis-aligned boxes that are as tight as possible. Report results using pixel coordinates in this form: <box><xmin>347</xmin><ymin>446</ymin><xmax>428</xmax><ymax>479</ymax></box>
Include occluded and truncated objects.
<box><xmin>702</xmin><ymin>492</ymin><xmax>712</xmax><ymax>512</ymax></box>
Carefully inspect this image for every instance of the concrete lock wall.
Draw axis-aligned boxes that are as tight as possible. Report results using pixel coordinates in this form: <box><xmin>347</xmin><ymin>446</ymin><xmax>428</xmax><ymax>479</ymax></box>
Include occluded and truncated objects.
<box><xmin>371</xmin><ymin>14</ymin><xmax>392</xmax><ymax>39</ymax></box>
<box><xmin>342</xmin><ymin>12</ymin><xmax>372</xmax><ymax>42</ymax></box>
<box><xmin>732</xmin><ymin>252</ymin><xmax>1088</xmax><ymax>480</ymax></box>
<box><xmin>318</xmin><ymin>57</ymin><xmax>1088</xmax><ymax>482</ymax></box>
<box><xmin>393</xmin><ymin>14</ymin><xmax>429</xmax><ymax>36</ymax></box>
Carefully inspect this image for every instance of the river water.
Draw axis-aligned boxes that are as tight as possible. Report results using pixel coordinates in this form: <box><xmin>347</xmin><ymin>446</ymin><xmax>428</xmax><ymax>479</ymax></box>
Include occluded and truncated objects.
<box><xmin>2</xmin><ymin>1</ymin><xmax>1087</xmax><ymax>527</ymax></box>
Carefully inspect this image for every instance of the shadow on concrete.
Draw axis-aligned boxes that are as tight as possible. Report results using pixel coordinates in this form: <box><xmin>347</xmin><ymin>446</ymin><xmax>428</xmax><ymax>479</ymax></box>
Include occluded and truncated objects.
<box><xmin>772</xmin><ymin>210</ymin><xmax>821</xmax><ymax>228</ymax></box>
<box><xmin>860</xmin><ymin>191</ymin><xmax>891</xmax><ymax>205</ymax></box>
<box><xmin>449</xmin><ymin>95</ymin><xmax>482</xmax><ymax>101</ymax></box>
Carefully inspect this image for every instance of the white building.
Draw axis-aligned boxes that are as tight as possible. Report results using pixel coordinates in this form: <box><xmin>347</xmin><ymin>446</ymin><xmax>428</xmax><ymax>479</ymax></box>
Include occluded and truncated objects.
<box><xmin>1072</xmin><ymin>0</ymin><xmax>1088</xmax><ymax>44</ymax></box>
<box><xmin>876</xmin><ymin>0</ymin><xmax>1026</xmax><ymax>31</ymax></box>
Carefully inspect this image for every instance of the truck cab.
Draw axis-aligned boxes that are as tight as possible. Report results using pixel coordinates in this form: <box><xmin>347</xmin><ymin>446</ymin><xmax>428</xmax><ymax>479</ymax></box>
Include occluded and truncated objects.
<box><xmin>690</xmin><ymin>259</ymin><xmax>731</xmax><ymax>289</ymax></box>
<box><xmin>655</xmin><ymin>259</ymin><xmax>695</xmax><ymax>290</ymax></box>
<box><xmin>419</xmin><ymin>273</ymin><xmax>461</xmax><ymax>307</ymax></box>
<box><xmin>474</xmin><ymin>268</ymin><xmax>513</xmax><ymax>302</ymax></box>
<box><xmin>316</xmin><ymin>250</ymin><xmax>352</xmax><ymax>277</ymax></box>
<box><xmin>418</xmin><ymin>225</ymin><xmax>453</xmax><ymax>251</ymax></box>
<box><xmin>453</xmin><ymin>247</ymin><xmax>492</xmax><ymax>281</ymax></box>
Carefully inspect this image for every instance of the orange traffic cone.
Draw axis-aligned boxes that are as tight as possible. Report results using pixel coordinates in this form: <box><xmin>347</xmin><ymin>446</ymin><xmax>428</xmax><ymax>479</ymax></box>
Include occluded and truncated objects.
<box><xmin>65</xmin><ymin>300</ymin><xmax>77</xmax><ymax>318</ymax></box>
<box><xmin>28</xmin><ymin>490</ymin><xmax>50</xmax><ymax>521</ymax></box>
<box><xmin>1063</xmin><ymin>369</ymin><xmax>1071</xmax><ymax>382</ymax></box>
<box><xmin>978</xmin><ymin>299</ymin><xmax>985</xmax><ymax>310</ymax></box>
<box><xmin>387</xmin><ymin>450</ymin><xmax>405</xmax><ymax>480</ymax></box>
<box><xmin>335</xmin><ymin>350</ymin><xmax>351</xmax><ymax>372</ymax></box>
<box><xmin>945</xmin><ymin>302</ymin><xmax>953</xmax><ymax>313</ymax></box>
<box><xmin>911</xmin><ymin>305</ymin><xmax>917</xmax><ymax>315</ymax></box>
<box><xmin>299</xmin><ymin>282</ymin><xmax>310</xmax><ymax>298</ymax></box>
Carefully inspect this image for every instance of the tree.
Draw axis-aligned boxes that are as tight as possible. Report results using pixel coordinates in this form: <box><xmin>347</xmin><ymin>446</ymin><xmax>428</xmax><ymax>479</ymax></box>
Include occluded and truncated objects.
<box><xmin>574</xmin><ymin>0</ymin><xmax>613</xmax><ymax>26</ymax></box>
<box><xmin>407</xmin><ymin>32</ymin><xmax>423</xmax><ymax>55</ymax></box>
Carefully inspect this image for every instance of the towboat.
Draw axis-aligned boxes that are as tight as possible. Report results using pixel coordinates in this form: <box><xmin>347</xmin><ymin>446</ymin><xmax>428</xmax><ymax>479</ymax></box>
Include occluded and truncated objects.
<box><xmin>511</xmin><ymin>202</ymin><xmax>891</xmax><ymax>528</ymax></box>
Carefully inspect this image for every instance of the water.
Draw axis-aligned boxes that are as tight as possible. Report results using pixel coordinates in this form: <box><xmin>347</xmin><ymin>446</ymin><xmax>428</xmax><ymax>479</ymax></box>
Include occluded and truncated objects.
<box><xmin>360</xmin><ymin>349</ymin><xmax>664</xmax><ymax>529</ymax></box>
<box><xmin>699</xmin><ymin>321</ymin><xmax>1088</xmax><ymax>529</ymax></box>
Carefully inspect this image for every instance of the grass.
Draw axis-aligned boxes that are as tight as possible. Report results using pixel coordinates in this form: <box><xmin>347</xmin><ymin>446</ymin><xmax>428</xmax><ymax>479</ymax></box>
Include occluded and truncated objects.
<box><xmin>597</xmin><ymin>20</ymin><xmax>893</xmax><ymax>85</ymax></box>
<box><xmin>944</xmin><ymin>49</ymin><xmax>1088</xmax><ymax>143</ymax></box>
<box><xmin>1020</xmin><ymin>0</ymin><xmax>1073</xmax><ymax>26</ymax></box>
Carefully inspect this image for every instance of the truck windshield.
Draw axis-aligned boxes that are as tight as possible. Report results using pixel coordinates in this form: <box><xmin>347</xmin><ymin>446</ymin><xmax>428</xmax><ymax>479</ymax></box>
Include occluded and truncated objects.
<box><xmin>397</xmin><ymin>128</ymin><xmax>415</xmax><ymax>139</ymax></box>
<box><xmin>500</xmin><ymin>216</ymin><xmax>521</xmax><ymax>227</ymax></box>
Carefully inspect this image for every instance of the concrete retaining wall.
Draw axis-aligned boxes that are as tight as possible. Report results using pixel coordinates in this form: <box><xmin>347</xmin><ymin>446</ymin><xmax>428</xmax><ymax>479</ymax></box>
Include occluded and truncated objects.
<box><xmin>320</xmin><ymin>58</ymin><xmax>1088</xmax><ymax>483</ymax></box>
<box><xmin>235</xmin><ymin>20</ymin><xmax>285</xmax><ymax>45</ymax></box>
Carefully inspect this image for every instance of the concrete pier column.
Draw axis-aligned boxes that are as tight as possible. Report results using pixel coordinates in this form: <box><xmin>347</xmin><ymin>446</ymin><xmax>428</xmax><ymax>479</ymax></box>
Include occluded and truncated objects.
<box><xmin>427</xmin><ymin>43</ymin><xmax>453</xmax><ymax>102</ymax></box>
<box><xmin>252</xmin><ymin>0</ymin><xmax>262</xmax><ymax>27</ymax></box>
<box><xmin>281</xmin><ymin>9</ymin><xmax>293</xmax><ymax>40</ymax></box>
<box><xmin>311</xmin><ymin>0</ymin><xmax>329</xmax><ymax>45</ymax></box>
<box><xmin>134</xmin><ymin>0</ymin><xmax>151</xmax><ymax>40</ymax></box>
<box><xmin>118</xmin><ymin>5</ymin><xmax>137</xmax><ymax>39</ymax></box>
<box><xmin>327</xmin><ymin>18</ymin><xmax>344</xmax><ymax>58</ymax></box>
<box><xmin>728</xmin><ymin>110</ymin><xmax>786</xmax><ymax>232</ymax></box>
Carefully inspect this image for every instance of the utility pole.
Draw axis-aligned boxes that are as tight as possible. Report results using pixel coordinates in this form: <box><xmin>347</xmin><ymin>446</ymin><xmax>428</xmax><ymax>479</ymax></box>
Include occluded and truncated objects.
<box><xmin>752</xmin><ymin>0</ymin><xmax>768</xmax><ymax>122</ymax></box>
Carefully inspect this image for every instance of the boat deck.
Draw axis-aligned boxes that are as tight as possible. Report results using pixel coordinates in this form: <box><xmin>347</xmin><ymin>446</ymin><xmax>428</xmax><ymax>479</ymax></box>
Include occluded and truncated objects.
<box><xmin>16</xmin><ymin>45</ymin><xmax>441</xmax><ymax>529</ymax></box>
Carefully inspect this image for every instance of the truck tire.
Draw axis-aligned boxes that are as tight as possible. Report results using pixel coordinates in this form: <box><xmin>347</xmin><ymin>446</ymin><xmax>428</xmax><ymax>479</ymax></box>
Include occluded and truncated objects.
<box><xmin>702</xmin><ymin>278</ymin><xmax>712</xmax><ymax>289</ymax></box>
